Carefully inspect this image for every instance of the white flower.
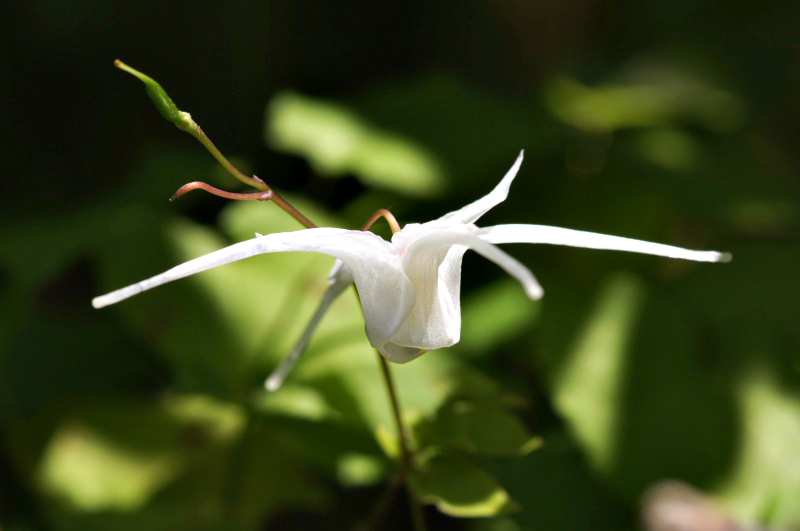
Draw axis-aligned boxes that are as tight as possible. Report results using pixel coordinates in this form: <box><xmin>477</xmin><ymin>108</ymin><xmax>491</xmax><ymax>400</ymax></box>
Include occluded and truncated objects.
<box><xmin>93</xmin><ymin>151</ymin><xmax>730</xmax><ymax>369</ymax></box>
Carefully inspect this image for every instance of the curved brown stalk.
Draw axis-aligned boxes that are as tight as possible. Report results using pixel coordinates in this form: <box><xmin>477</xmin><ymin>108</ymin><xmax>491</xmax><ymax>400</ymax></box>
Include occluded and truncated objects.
<box><xmin>170</xmin><ymin>181</ymin><xmax>273</xmax><ymax>202</ymax></box>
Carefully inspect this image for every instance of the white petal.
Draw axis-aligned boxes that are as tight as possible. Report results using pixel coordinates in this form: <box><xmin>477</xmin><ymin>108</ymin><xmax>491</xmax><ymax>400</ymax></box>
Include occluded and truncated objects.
<box><xmin>327</xmin><ymin>258</ymin><xmax>354</xmax><ymax>285</ymax></box>
<box><xmin>479</xmin><ymin>224</ymin><xmax>732</xmax><ymax>263</ymax></box>
<box><xmin>264</xmin><ymin>267</ymin><xmax>352</xmax><ymax>391</ymax></box>
<box><xmin>436</xmin><ymin>150</ymin><xmax>524</xmax><ymax>225</ymax></box>
<box><xmin>378</xmin><ymin>342</ymin><xmax>427</xmax><ymax>364</ymax></box>
<box><xmin>93</xmin><ymin>227</ymin><xmax>416</xmax><ymax>361</ymax></box>
<box><xmin>444</xmin><ymin>232</ymin><xmax>543</xmax><ymax>300</ymax></box>
<box><xmin>390</xmin><ymin>242</ymin><xmax>468</xmax><ymax>349</ymax></box>
<box><xmin>91</xmin><ymin>229</ymin><xmax>414</xmax><ymax>349</ymax></box>
<box><xmin>92</xmin><ymin>228</ymin><xmax>365</xmax><ymax>308</ymax></box>
<box><xmin>389</xmin><ymin>227</ymin><xmax>542</xmax><ymax>350</ymax></box>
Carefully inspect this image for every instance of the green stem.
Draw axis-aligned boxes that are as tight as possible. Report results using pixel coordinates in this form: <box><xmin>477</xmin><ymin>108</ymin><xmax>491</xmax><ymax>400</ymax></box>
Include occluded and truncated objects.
<box><xmin>114</xmin><ymin>60</ymin><xmax>317</xmax><ymax>230</ymax></box>
<box><xmin>377</xmin><ymin>354</ymin><xmax>412</xmax><ymax>467</ymax></box>
<box><xmin>376</xmin><ymin>352</ymin><xmax>427</xmax><ymax>531</ymax></box>
<box><xmin>189</xmin><ymin>126</ymin><xmax>317</xmax><ymax>229</ymax></box>
<box><xmin>189</xmin><ymin>126</ymin><xmax>264</xmax><ymax>190</ymax></box>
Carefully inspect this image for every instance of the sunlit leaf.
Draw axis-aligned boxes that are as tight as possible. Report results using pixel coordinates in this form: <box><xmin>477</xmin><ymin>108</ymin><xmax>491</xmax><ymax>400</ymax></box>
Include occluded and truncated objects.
<box><xmin>352</xmin><ymin>74</ymin><xmax>565</xmax><ymax>187</ymax></box>
<box><xmin>38</xmin><ymin>422</ymin><xmax>178</xmax><ymax>511</ymax></box>
<box><xmin>254</xmin><ymin>384</ymin><xmax>334</xmax><ymax>422</ymax></box>
<box><xmin>266</xmin><ymin>91</ymin><xmax>444</xmax><ymax>195</ymax></box>
<box><xmin>716</xmin><ymin>368</ymin><xmax>800</xmax><ymax>527</ymax></box>
<box><xmin>410</xmin><ymin>455</ymin><xmax>516</xmax><ymax>518</ymax></box>
<box><xmin>551</xmin><ymin>274</ymin><xmax>643</xmax><ymax>471</ymax></box>
<box><xmin>36</xmin><ymin>395</ymin><xmax>245</xmax><ymax>512</ymax></box>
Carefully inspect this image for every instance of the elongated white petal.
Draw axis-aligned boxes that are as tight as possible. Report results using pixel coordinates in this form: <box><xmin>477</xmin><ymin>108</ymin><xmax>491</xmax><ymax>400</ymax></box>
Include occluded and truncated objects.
<box><xmin>389</xmin><ymin>227</ymin><xmax>542</xmax><ymax>350</ymax></box>
<box><xmin>436</xmin><ymin>150</ymin><xmax>524</xmax><ymax>225</ymax></box>
<box><xmin>442</xmin><ymin>232</ymin><xmax>543</xmax><ymax>300</ymax></box>
<box><xmin>92</xmin><ymin>228</ymin><xmax>404</xmax><ymax>311</ymax></box>
<box><xmin>479</xmin><ymin>224</ymin><xmax>732</xmax><ymax>263</ymax></box>
<box><xmin>264</xmin><ymin>268</ymin><xmax>352</xmax><ymax>391</ymax></box>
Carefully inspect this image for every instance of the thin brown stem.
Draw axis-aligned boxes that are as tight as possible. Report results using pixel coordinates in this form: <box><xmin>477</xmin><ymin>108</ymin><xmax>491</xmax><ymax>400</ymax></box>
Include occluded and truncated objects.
<box><xmin>361</xmin><ymin>208</ymin><xmax>402</xmax><ymax>233</ymax></box>
<box><xmin>188</xmin><ymin>127</ymin><xmax>317</xmax><ymax>229</ymax></box>
<box><xmin>190</xmin><ymin>126</ymin><xmax>266</xmax><ymax>191</ymax></box>
<box><xmin>170</xmin><ymin>181</ymin><xmax>273</xmax><ymax>202</ymax></box>
<box><xmin>267</xmin><ymin>189</ymin><xmax>317</xmax><ymax>229</ymax></box>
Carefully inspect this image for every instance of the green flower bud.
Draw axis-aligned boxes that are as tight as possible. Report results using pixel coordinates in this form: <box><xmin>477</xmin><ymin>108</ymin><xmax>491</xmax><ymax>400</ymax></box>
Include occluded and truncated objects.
<box><xmin>114</xmin><ymin>60</ymin><xmax>196</xmax><ymax>132</ymax></box>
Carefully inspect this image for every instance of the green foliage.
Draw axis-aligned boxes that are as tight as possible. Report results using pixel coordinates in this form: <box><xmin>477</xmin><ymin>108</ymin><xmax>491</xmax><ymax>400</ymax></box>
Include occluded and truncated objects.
<box><xmin>550</xmin><ymin>274</ymin><xmax>643</xmax><ymax>472</ymax></box>
<box><xmin>716</xmin><ymin>369</ymin><xmax>800</xmax><ymax>525</ymax></box>
<box><xmin>266</xmin><ymin>92</ymin><xmax>444</xmax><ymax>196</ymax></box>
<box><xmin>544</xmin><ymin>71</ymin><xmax>746</xmax><ymax>133</ymax></box>
<box><xmin>459</xmin><ymin>279</ymin><xmax>541</xmax><ymax>357</ymax></box>
<box><xmin>36</xmin><ymin>395</ymin><xmax>245</xmax><ymax>511</ymax></box>
<box><xmin>410</xmin><ymin>455</ymin><xmax>516</xmax><ymax>518</ymax></box>
<box><xmin>418</xmin><ymin>399</ymin><xmax>541</xmax><ymax>457</ymax></box>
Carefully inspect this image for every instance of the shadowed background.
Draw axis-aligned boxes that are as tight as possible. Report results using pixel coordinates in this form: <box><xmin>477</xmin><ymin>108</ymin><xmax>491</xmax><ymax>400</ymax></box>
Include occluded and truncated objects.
<box><xmin>2</xmin><ymin>0</ymin><xmax>799</xmax><ymax>529</ymax></box>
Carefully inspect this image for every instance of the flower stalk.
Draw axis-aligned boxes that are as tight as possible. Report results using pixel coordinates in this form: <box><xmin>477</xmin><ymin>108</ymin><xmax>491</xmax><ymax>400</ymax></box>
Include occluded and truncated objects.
<box><xmin>362</xmin><ymin>209</ymin><xmax>426</xmax><ymax>531</ymax></box>
<box><xmin>377</xmin><ymin>352</ymin><xmax>426</xmax><ymax>531</ymax></box>
<box><xmin>114</xmin><ymin>59</ymin><xmax>316</xmax><ymax>229</ymax></box>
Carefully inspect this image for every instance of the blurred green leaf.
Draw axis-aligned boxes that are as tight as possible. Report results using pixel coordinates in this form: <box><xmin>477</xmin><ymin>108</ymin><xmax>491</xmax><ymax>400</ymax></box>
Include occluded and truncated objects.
<box><xmin>295</xmin><ymin>337</ymin><xmax>468</xmax><ymax>449</ymax></box>
<box><xmin>33</xmin><ymin>396</ymin><xmax>333</xmax><ymax>530</ymax></box>
<box><xmin>335</xmin><ymin>452</ymin><xmax>386</xmax><ymax>487</ymax></box>
<box><xmin>540</xmin><ymin>271</ymin><xmax>740</xmax><ymax>495</ymax></box>
<box><xmin>352</xmin><ymin>75</ymin><xmax>564</xmax><ymax>182</ymax></box>
<box><xmin>410</xmin><ymin>455</ymin><xmax>516</xmax><ymax>518</ymax></box>
<box><xmin>536</xmin><ymin>234</ymin><xmax>800</xmax><ymax>527</ymax></box>
<box><xmin>717</xmin><ymin>368</ymin><xmax>800</xmax><ymax>527</ymax></box>
<box><xmin>459</xmin><ymin>279</ymin><xmax>540</xmax><ymax>356</ymax></box>
<box><xmin>636</xmin><ymin>128</ymin><xmax>702</xmax><ymax>172</ymax></box>
<box><xmin>38</xmin><ymin>422</ymin><xmax>178</xmax><ymax>511</ymax></box>
<box><xmin>545</xmin><ymin>67</ymin><xmax>746</xmax><ymax>133</ymax></box>
<box><xmin>550</xmin><ymin>274</ymin><xmax>643</xmax><ymax>472</ymax></box>
<box><xmin>266</xmin><ymin>91</ymin><xmax>444</xmax><ymax>195</ymax></box>
<box><xmin>36</xmin><ymin>395</ymin><xmax>245</xmax><ymax>512</ymax></box>
<box><xmin>420</xmin><ymin>399</ymin><xmax>541</xmax><ymax>457</ymax></box>
<box><xmin>254</xmin><ymin>384</ymin><xmax>334</xmax><ymax>422</ymax></box>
